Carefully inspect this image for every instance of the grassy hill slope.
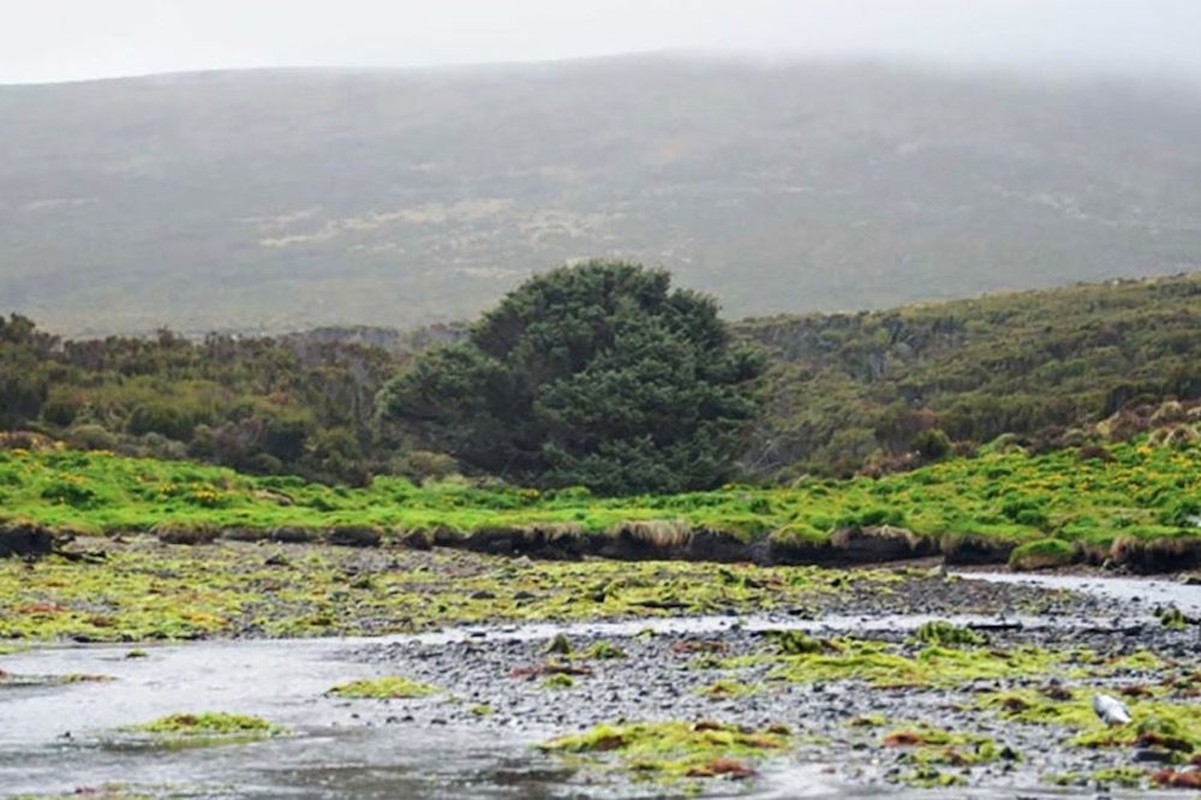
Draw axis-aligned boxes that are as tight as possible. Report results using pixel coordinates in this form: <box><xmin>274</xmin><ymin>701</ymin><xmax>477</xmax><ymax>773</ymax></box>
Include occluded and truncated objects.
<box><xmin>3</xmin><ymin>55</ymin><xmax>1201</xmax><ymax>335</ymax></box>
<box><xmin>740</xmin><ymin>273</ymin><xmax>1201</xmax><ymax>478</ymax></box>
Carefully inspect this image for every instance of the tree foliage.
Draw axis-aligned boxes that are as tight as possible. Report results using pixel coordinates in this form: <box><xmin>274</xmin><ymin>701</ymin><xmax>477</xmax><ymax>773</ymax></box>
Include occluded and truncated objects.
<box><xmin>379</xmin><ymin>261</ymin><xmax>764</xmax><ymax>493</ymax></box>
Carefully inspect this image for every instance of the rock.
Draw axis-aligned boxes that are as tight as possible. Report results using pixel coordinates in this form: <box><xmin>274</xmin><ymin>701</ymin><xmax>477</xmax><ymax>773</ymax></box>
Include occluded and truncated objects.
<box><xmin>270</xmin><ymin>527</ymin><xmax>318</xmax><ymax>544</ymax></box>
<box><xmin>0</xmin><ymin>523</ymin><xmax>55</xmax><ymax>558</ymax></box>
<box><xmin>1134</xmin><ymin>748</ymin><xmax>1177</xmax><ymax>764</ymax></box>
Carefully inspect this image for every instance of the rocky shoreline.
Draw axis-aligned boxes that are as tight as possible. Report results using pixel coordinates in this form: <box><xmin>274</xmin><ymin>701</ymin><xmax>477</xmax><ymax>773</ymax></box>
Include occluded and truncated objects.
<box><xmin>346</xmin><ymin>571</ymin><xmax>1201</xmax><ymax>797</ymax></box>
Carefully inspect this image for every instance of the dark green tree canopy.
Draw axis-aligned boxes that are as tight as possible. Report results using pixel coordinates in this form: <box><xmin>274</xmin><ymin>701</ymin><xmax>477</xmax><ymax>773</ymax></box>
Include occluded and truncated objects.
<box><xmin>378</xmin><ymin>261</ymin><xmax>764</xmax><ymax>493</ymax></box>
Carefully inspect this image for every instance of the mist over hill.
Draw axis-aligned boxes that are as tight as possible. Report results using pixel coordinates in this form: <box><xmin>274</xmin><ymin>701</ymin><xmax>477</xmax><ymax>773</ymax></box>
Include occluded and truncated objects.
<box><xmin>3</xmin><ymin>54</ymin><xmax>1201</xmax><ymax>336</ymax></box>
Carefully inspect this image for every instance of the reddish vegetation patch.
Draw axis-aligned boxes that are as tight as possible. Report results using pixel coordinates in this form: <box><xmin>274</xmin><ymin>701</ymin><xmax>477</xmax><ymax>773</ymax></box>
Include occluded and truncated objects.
<box><xmin>592</xmin><ymin>735</ymin><xmax>626</xmax><ymax>752</ymax></box>
<box><xmin>742</xmin><ymin>734</ymin><xmax>783</xmax><ymax>750</ymax></box>
<box><xmin>672</xmin><ymin>640</ymin><xmax>728</xmax><ymax>655</ymax></box>
<box><xmin>1153</xmin><ymin>769</ymin><xmax>1201</xmax><ymax>788</ymax></box>
<box><xmin>17</xmin><ymin>603</ymin><xmax>68</xmax><ymax>614</ymax></box>
<box><xmin>508</xmin><ymin>662</ymin><xmax>593</xmax><ymax>680</ymax></box>
<box><xmin>883</xmin><ymin>731</ymin><xmax>925</xmax><ymax>747</ymax></box>
<box><xmin>687</xmin><ymin>757</ymin><xmax>756</xmax><ymax>779</ymax></box>
<box><xmin>1119</xmin><ymin>684</ymin><xmax>1154</xmax><ymax>698</ymax></box>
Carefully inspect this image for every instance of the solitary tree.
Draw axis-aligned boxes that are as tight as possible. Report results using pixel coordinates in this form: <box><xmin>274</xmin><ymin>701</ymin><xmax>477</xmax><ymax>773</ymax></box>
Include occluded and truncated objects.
<box><xmin>378</xmin><ymin>260</ymin><xmax>763</xmax><ymax>493</ymax></box>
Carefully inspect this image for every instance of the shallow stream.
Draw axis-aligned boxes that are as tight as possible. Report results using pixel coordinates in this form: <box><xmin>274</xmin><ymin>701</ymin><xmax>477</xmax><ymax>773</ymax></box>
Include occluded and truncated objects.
<box><xmin>1</xmin><ymin>571</ymin><xmax>1197</xmax><ymax>799</ymax></box>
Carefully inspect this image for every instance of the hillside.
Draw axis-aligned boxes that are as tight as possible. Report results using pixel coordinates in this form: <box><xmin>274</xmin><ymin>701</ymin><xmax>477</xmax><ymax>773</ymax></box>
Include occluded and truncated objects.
<box><xmin>3</xmin><ymin>55</ymin><xmax>1201</xmax><ymax>335</ymax></box>
<box><xmin>740</xmin><ymin>272</ymin><xmax>1201</xmax><ymax>478</ymax></box>
<box><xmin>3</xmin><ymin>272</ymin><xmax>1201</xmax><ymax>486</ymax></box>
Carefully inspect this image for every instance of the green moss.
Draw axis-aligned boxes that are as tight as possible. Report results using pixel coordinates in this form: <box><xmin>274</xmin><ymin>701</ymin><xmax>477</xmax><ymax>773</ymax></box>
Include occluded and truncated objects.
<box><xmin>696</xmin><ymin>680</ymin><xmax>760</xmax><ymax>699</ymax></box>
<box><xmin>1092</xmin><ymin>766</ymin><xmax>1147</xmax><ymax>788</ymax></box>
<box><xmin>908</xmin><ymin>620</ymin><xmax>987</xmax><ymax>648</ymax></box>
<box><xmin>847</xmin><ymin>714</ymin><xmax>887</xmax><ymax>728</ymax></box>
<box><xmin>768</xmin><ymin>629</ymin><xmax>830</xmax><ymax>655</ymax></box>
<box><xmin>883</xmin><ymin>725</ymin><xmax>1019</xmax><ymax>788</ymax></box>
<box><xmin>1158</xmin><ymin>605</ymin><xmax>1188</xmax><ymax>629</ymax></box>
<box><xmin>583</xmin><ymin>640</ymin><xmax>627</xmax><ymax>660</ymax></box>
<box><xmin>760</xmin><ymin>637</ymin><xmax>1061</xmax><ymax>688</ymax></box>
<box><xmin>543</xmin><ymin>633</ymin><xmax>573</xmax><ymax>655</ymax></box>
<box><xmin>540</xmin><ymin>720</ymin><xmax>791</xmax><ymax>783</ymax></box>
<box><xmin>0</xmin><ymin>671</ymin><xmax>113</xmax><ymax>687</ymax></box>
<box><xmin>1043</xmin><ymin>771</ymin><xmax>1084</xmax><ymax>787</ymax></box>
<box><xmin>1073</xmin><ymin>704</ymin><xmax>1201</xmax><ymax>754</ymax></box>
<box><xmin>541</xmin><ymin>673</ymin><xmax>576</xmax><ymax>690</ymax></box>
<box><xmin>899</xmin><ymin>766</ymin><xmax>966</xmax><ymax>788</ymax></box>
<box><xmin>123</xmin><ymin>712</ymin><xmax>284</xmax><ymax>747</ymax></box>
<box><xmin>0</xmin><ymin>535</ymin><xmax>884</xmax><ymax>642</ymax></box>
<box><xmin>327</xmin><ymin>676</ymin><xmax>440</xmax><ymax>698</ymax></box>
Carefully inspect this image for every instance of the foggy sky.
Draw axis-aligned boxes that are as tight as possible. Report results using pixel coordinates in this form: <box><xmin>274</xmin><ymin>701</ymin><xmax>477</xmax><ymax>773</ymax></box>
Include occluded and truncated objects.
<box><xmin>3</xmin><ymin>0</ymin><xmax>1199</xmax><ymax>85</ymax></box>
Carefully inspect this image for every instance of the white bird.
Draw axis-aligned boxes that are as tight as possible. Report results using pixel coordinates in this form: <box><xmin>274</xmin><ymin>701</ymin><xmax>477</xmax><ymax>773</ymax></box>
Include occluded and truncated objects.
<box><xmin>1092</xmin><ymin>693</ymin><xmax>1132</xmax><ymax>726</ymax></box>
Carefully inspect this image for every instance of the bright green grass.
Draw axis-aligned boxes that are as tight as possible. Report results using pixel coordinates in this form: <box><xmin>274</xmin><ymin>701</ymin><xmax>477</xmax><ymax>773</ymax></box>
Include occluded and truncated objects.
<box><xmin>1</xmin><ymin>437</ymin><xmax>1198</xmax><ymax>551</ymax></box>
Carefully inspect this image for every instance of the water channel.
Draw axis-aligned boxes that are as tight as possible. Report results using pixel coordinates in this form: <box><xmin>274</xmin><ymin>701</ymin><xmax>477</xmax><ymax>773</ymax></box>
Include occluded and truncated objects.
<box><xmin>2</xmin><ymin>571</ymin><xmax>1197</xmax><ymax>799</ymax></box>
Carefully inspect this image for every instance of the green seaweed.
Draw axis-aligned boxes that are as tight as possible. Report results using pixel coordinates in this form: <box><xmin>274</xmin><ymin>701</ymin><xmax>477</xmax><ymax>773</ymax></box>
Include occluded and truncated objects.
<box><xmin>907</xmin><ymin>621</ymin><xmax>987</xmax><ymax>648</ymax></box>
<box><xmin>760</xmin><ymin>637</ymin><xmax>1061</xmax><ymax>688</ymax></box>
<box><xmin>541</xmin><ymin>673</ymin><xmax>576</xmax><ymax>690</ymax></box>
<box><xmin>326</xmin><ymin>676</ymin><xmax>440</xmax><ymax>699</ymax></box>
<box><xmin>540</xmin><ymin>720</ymin><xmax>791</xmax><ymax>783</ymax></box>
<box><xmin>0</xmin><ymin>537</ymin><xmax>878</xmax><ymax>642</ymax></box>
<box><xmin>121</xmin><ymin>712</ymin><xmax>284</xmax><ymax>747</ymax></box>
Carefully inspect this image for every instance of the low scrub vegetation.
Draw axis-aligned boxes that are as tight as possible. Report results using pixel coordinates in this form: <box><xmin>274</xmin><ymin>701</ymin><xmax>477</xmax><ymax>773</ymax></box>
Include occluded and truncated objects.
<box><xmin>5</xmin><ymin>273</ymin><xmax>1201</xmax><ymax>489</ymax></box>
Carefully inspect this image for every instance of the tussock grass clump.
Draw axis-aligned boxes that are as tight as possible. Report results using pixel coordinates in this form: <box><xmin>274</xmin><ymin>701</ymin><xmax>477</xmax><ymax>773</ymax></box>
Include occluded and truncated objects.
<box><xmin>1009</xmin><ymin>538</ymin><xmax>1077</xmax><ymax>571</ymax></box>
<box><xmin>584</xmin><ymin>640</ymin><xmax>627</xmax><ymax>660</ymax></box>
<box><xmin>607</xmin><ymin>519</ymin><xmax>692</xmax><ymax>548</ymax></box>
<box><xmin>543</xmin><ymin>633</ymin><xmax>573</xmax><ymax>656</ymax></box>
<box><xmin>909</xmin><ymin>621</ymin><xmax>987</xmax><ymax>648</ymax></box>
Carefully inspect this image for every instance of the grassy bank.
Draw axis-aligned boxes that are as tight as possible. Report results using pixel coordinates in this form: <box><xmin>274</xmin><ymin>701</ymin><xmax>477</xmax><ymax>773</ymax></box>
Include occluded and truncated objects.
<box><xmin>2</xmin><ymin>437</ymin><xmax>1200</xmax><ymax>567</ymax></box>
